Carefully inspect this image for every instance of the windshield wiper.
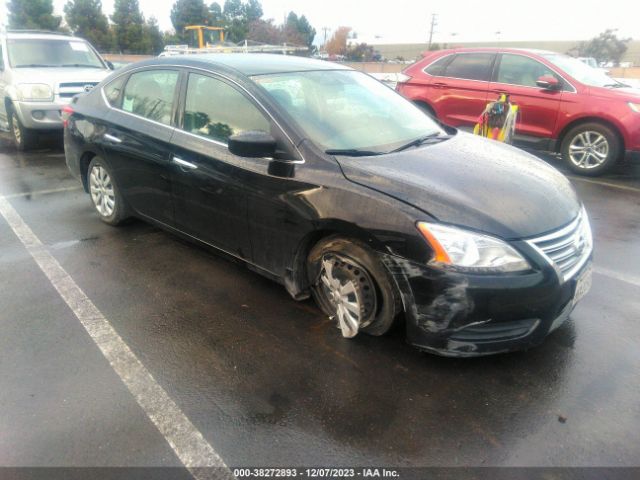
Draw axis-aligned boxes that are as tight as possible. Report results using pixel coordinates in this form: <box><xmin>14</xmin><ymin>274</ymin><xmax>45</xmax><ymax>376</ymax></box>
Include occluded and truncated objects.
<box><xmin>325</xmin><ymin>148</ymin><xmax>383</xmax><ymax>157</ymax></box>
<box><xmin>14</xmin><ymin>63</ymin><xmax>57</xmax><ymax>68</ymax></box>
<box><xmin>61</xmin><ymin>63</ymin><xmax>103</xmax><ymax>68</ymax></box>
<box><xmin>390</xmin><ymin>132</ymin><xmax>447</xmax><ymax>153</ymax></box>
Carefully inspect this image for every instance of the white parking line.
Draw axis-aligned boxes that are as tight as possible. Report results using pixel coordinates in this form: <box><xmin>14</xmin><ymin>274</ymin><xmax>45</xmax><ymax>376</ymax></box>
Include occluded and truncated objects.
<box><xmin>4</xmin><ymin>186</ymin><xmax>82</xmax><ymax>199</ymax></box>
<box><xmin>567</xmin><ymin>176</ymin><xmax>640</xmax><ymax>194</ymax></box>
<box><xmin>594</xmin><ymin>266</ymin><xmax>640</xmax><ymax>288</ymax></box>
<box><xmin>0</xmin><ymin>196</ymin><xmax>234</xmax><ymax>480</ymax></box>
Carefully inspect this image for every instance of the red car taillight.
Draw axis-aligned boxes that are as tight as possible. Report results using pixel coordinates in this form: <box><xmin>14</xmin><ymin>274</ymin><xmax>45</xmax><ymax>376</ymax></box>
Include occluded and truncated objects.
<box><xmin>61</xmin><ymin>105</ymin><xmax>74</xmax><ymax>128</ymax></box>
<box><xmin>395</xmin><ymin>73</ymin><xmax>412</xmax><ymax>91</ymax></box>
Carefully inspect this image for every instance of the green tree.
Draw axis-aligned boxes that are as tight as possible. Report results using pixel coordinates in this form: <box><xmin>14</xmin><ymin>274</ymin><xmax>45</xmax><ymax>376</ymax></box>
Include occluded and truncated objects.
<box><xmin>8</xmin><ymin>0</ymin><xmax>62</xmax><ymax>31</ymax></box>
<box><xmin>111</xmin><ymin>0</ymin><xmax>144</xmax><ymax>53</ymax></box>
<box><xmin>142</xmin><ymin>17</ymin><xmax>164</xmax><ymax>54</ymax></box>
<box><xmin>209</xmin><ymin>2</ymin><xmax>224</xmax><ymax>26</ymax></box>
<box><xmin>171</xmin><ymin>0</ymin><xmax>210</xmax><ymax>40</ymax></box>
<box><xmin>572</xmin><ymin>29</ymin><xmax>632</xmax><ymax>66</ymax></box>
<box><xmin>64</xmin><ymin>0</ymin><xmax>112</xmax><ymax>51</ymax></box>
<box><xmin>223</xmin><ymin>0</ymin><xmax>263</xmax><ymax>42</ymax></box>
<box><xmin>284</xmin><ymin>12</ymin><xmax>315</xmax><ymax>49</ymax></box>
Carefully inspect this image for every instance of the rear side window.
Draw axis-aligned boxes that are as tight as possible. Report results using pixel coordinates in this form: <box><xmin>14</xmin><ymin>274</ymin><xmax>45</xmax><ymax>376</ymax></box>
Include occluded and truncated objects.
<box><xmin>424</xmin><ymin>55</ymin><xmax>451</xmax><ymax>76</ymax></box>
<box><xmin>183</xmin><ymin>73</ymin><xmax>270</xmax><ymax>144</ymax></box>
<box><xmin>442</xmin><ymin>53</ymin><xmax>495</xmax><ymax>81</ymax></box>
<box><xmin>103</xmin><ymin>76</ymin><xmax>126</xmax><ymax>108</ymax></box>
<box><xmin>497</xmin><ymin>54</ymin><xmax>558</xmax><ymax>87</ymax></box>
<box><xmin>121</xmin><ymin>70</ymin><xmax>179</xmax><ymax>125</ymax></box>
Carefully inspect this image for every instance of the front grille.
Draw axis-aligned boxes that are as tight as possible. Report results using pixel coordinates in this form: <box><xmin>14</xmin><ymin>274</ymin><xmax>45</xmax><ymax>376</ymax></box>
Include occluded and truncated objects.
<box><xmin>450</xmin><ymin>319</ymin><xmax>538</xmax><ymax>343</ymax></box>
<box><xmin>528</xmin><ymin>210</ymin><xmax>592</xmax><ymax>282</ymax></box>
<box><xmin>58</xmin><ymin>82</ymin><xmax>99</xmax><ymax>98</ymax></box>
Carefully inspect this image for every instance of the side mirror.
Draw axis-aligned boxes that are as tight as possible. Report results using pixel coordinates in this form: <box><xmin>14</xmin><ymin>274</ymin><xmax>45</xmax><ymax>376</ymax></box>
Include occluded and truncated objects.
<box><xmin>536</xmin><ymin>75</ymin><xmax>560</xmax><ymax>90</ymax></box>
<box><xmin>106</xmin><ymin>60</ymin><xmax>115</xmax><ymax>70</ymax></box>
<box><xmin>228</xmin><ymin>130</ymin><xmax>277</xmax><ymax>158</ymax></box>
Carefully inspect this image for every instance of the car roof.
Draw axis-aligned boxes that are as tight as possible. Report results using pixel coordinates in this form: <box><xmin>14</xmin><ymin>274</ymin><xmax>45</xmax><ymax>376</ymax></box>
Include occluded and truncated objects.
<box><xmin>432</xmin><ymin>47</ymin><xmax>558</xmax><ymax>56</ymax></box>
<box><xmin>4</xmin><ymin>31</ymin><xmax>82</xmax><ymax>42</ymax></box>
<box><xmin>147</xmin><ymin>53</ymin><xmax>352</xmax><ymax>76</ymax></box>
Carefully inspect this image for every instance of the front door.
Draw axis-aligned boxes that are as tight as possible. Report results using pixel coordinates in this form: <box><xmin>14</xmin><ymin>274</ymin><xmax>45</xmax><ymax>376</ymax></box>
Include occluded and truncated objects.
<box><xmin>170</xmin><ymin>71</ymin><xmax>274</xmax><ymax>260</ymax></box>
<box><xmin>489</xmin><ymin>53</ymin><xmax>563</xmax><ymax>145</ymax></box>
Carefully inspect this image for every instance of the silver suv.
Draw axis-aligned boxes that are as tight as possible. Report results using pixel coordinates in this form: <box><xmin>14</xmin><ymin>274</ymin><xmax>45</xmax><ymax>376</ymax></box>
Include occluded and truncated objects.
<box><xmin>0</xmin><ymin>30</ymin><xmax>112</xmax><ymax>150</ymax></box>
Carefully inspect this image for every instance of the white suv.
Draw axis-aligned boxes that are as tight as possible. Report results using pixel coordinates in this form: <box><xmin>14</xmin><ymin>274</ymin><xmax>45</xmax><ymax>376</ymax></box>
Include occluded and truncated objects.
<box><xmin>0</xmin><ymin>30</ymin><xmax>112</xmax><ymax>150</ymax></box>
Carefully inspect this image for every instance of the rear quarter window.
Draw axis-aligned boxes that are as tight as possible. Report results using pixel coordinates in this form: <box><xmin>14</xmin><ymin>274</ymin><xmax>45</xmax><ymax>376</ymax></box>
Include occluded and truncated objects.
<box><xmin>103</xmin><ymin>75</ymin><xmax>126</xmax><ymax>108</ymax></box>
<box><xmin>424</xmin><ymin>55</ymin><xmax>451</xmax><ymax>76</ymax></box>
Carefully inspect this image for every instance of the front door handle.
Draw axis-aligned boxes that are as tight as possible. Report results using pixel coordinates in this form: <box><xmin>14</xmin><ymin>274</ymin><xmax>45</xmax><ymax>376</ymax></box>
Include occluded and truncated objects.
<box><xmin>172</xmin><ymin>156</ymin><xmax>198</xmax><ymax>170</ymax></box>
<box><xmin>103</xmin><ymin>133</ymin><xmax>122</xmax><ymax>143</ymax></box>
<box><xmin>432</xmin><ymin>82</ymin><xmax>448</xmax><ymax>88</ymax></box>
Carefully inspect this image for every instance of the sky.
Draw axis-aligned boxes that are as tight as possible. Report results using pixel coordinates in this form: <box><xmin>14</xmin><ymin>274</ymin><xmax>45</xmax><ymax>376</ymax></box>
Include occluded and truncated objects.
<box><xmin>0</xmin><ymin>0</ymin><xmax>636</xmax><ymax>45</ymax></box>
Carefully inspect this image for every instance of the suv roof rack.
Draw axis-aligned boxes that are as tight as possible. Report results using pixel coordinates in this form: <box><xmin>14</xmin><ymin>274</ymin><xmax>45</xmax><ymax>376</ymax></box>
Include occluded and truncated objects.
<box><xmin>5</xmin><ymin>29</ymin><xmax>72</xmax><ymax>36</ymax></box>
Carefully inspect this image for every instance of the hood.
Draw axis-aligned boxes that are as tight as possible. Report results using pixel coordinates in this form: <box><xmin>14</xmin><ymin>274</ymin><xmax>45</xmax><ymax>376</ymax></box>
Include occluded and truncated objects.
<box><xmin>337</xmin><ymin>132</ymin><xmax>580</xmax><ymax>239</ymax></box>
<box><xmin>11</xmin><ymin>68</ymin><xmax>111</xmax><ymax>88</ymax></box>
<box><xmin>588</xmin><ymin>84</ymin><xmax>640</xmax><ymax>101</ymax></box>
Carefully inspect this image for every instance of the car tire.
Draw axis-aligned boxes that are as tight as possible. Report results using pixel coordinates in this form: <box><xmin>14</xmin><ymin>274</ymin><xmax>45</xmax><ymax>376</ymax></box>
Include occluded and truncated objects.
<box><xmin>8</xmin><ymin>106</ymin><xmax>37</xmax><ymax>151</ymax></box>
<box><xmin>307</xmin><ymin>236</ymin><xmax>402</xmax><ymax>338</ymax></box>
<box><xmin>561</xmin><ymin>122</ymin><xmax>621</xmax><ymax>176</ymax></box>
<box><xmin>87</xmin><ymin>157</ymin><xmax>129</xmax><ymax>225</ymax></box>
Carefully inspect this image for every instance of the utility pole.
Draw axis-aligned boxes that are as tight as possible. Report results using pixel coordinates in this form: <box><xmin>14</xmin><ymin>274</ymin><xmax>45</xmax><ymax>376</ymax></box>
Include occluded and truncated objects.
<box><xmin>427</xmin><ymin>13</ymin><xmax>438</xmax><ymax>49</ymax></box>
<box><xmin>322</xmin><ymin>27</ymin><xmax>330</xmax><ymax>49</ymax></box>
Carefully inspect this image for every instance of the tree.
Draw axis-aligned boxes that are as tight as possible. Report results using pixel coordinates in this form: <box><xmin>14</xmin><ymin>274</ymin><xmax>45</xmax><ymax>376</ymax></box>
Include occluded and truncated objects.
<box><xmin>571</xmin><ymin>29</ymin><xmax>632</xmax><ymax>66</ymax></box>
<box><xmin>222</xmin><ymin>0</ymin><xmax>264</xmax><ymax>42</ymax></box>
<box><xmin>283</xmin><ymin>12</ymin><xmax>315</xmax><ymax>48</ymax></box>
<box><xmin>142</xmin><ymin>17</ymin><xmax>164</xmax><ymax>54</ymax></box>
<box><xmin>209</xmin><ymin>2</ymin><xmax>224</xmax><ymax>27</ymax></box>
<box><xmin>346</xmin><ymin>42</ymin><xmax>376</xmax><ymax>62</ymax></box>
<box><xmin>246</xmin><ymin>18</ymin><xmax>283</xmax><ymax>44</ymax></box>
<box><xmin>64</xmin><ymin>0</ymin><xmax>112</xmax><ymax>51</ymax></box>
<box><xmin>325</xmin><ymin>26</ymin><xmax>350</xmax><ymax>56</ymax></box>
<box><xmin>171</xmin><ymin>0</ymin><xmax>210</xmax><ymax>40</ymax></box>
<box><xmin>8</xmin><ymin>0</ymin><xmax>62</xmax><ymax>31</ymax></box>
<box><xmin>111</xmin><ymin>0</ymin><xmax>145</xmax><ymax>53</ymax></box>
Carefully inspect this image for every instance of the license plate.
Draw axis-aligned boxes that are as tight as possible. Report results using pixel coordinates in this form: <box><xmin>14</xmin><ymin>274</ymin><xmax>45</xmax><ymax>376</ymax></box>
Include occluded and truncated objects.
<box><xmin>573</xmin><ymin>264</ymin><xmax>592</xmax><ymax>307</ymax></box>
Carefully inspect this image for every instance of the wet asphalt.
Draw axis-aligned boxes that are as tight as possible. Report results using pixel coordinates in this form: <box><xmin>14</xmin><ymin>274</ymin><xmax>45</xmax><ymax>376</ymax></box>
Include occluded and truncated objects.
<box><xmin>0</xmin><ymin>135</ymin><xmax>639</xmax><ymax>472</ymax></box>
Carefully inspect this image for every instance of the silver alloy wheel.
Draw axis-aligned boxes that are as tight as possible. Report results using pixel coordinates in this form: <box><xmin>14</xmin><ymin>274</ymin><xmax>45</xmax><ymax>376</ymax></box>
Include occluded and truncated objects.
<box><xmin>320</xmin><ymin>258</ymin><xmax>362</xmax><ymax>337</ymax></box>
<box><xmin>12</xmin><ymin>117</ymin><xmax>21</xmax><ymax>146</ymax></box>
<box><xmin>89</xmin><ymin>165</ymin><xmax>116</xmax><ymax>217</ymax></box>
<box><xmin>568</xmin><ymin>131</ymin><xmax>609</xmax><ymax>169</ymax></box>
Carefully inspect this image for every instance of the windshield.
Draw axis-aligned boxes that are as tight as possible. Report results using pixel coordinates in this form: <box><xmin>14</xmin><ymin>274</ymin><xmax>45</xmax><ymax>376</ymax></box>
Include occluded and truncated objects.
<box><xmin>542</xmin><ymin>53</ymin><xmax>619</xmax><ymax>88</ymax></box>
<box><xmin>7</xmin><ymin>38</ymin><xmax>105</xmax><ymax>69</ymax></box>
<box><xmin>252</xmin><ymin>70</ymin><xmax>443</xmax><ymax>153</ymax></box>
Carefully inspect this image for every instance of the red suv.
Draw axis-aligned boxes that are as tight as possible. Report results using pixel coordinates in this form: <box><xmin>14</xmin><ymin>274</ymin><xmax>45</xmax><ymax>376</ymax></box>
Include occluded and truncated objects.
<box><xmin>397</xmin><ymin>48</ymin><xmax>640</xmax><ymax>176</ymax></box>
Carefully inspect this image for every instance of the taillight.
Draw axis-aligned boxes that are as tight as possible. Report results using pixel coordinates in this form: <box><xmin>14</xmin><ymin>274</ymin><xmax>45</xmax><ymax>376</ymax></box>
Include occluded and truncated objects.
<box><xmin>395</xmin><ymin>73</ymin><xmax>412</xmax><ymax>91</ymax></box>
<box><xmin>61</xmin><ymin>105</ymin><xmax>74</xmax><ymax>128</ymax></box>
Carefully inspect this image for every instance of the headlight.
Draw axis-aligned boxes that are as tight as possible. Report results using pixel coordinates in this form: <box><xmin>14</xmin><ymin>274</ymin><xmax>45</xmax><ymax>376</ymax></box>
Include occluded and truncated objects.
<box><xmin>629</xmin><ymin>102</ymin><xmax>640</xmax><ymax>113</ymax></box>
<box><xmin>17</xmin><ymin>83</ymin><xmax>53</xmax><ymax>101</ymax></box>
<box><xmin>417</xmin><ymin>222</ymin><xmax>530</xmax><ymax>273</ymax></box>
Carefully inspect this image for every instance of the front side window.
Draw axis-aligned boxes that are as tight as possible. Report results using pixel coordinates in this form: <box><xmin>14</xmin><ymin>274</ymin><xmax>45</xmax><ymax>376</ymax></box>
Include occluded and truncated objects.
<box><xmin>497</xmin><ymin>54</ymin><xmax>557</xmax><ymax>87</ymax></box>
<box><xmin>7</xmin><ymin>38</ymin><xmax>105</xmax><ymax>68</ymax></box>
<box><xmin>543</xmin><ymin>53</ymin><xmax>622</xmax><ymax>88</ymax></box>
<box><xmin>443</xmin><ymin>53</ymin><xmax>495</xmax><ymax>81</ymax></box>
<box><xmin>121</xmin><ymin>70</ymin><xmax>179</xmax><ymax>125</ymax></box>
<box><xmin>183</xmin><ymin>73</ymin><xmax>270</xmax><ymax>143</ymax></box>
<box><xmin>253</xmin><ymin>70</ymin><xmax>442</xmax><ymax>152</ymax></box>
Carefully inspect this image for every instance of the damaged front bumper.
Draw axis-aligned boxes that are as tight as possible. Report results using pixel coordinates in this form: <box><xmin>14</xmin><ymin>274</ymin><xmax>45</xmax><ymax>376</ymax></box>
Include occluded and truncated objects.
<box><xmin>382</xmin><ymin>251</ymin><xmax>592</xmax><ymax>357</ymax></box>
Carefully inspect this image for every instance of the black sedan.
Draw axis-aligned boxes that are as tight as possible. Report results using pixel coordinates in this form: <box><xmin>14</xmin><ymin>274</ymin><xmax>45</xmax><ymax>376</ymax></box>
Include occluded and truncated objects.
<box><xmin>64</xmin><ymin>54</ymin><xmax>593</xmax><ymax>357</ymax></box>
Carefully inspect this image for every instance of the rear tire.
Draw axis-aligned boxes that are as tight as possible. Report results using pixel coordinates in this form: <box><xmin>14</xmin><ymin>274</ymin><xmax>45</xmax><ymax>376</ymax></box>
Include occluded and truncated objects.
<box><xmin>87</xmin><ymin>157</ymin><xmax>129</xmax><ymax>225</ymax></box>
<box><xmin>8</xmin><ymin>106</ymin><xmax>37</xmax><ymax>151</ymax></box>
<box><xmin>307</xmin><ymin>236</ymin><xmax>401</xmax><ymax>338</ymax></box>
<box><xmin>561</xmin><ymin>122</ymin><xmax>621</xmax><ymax>176</ymax></box>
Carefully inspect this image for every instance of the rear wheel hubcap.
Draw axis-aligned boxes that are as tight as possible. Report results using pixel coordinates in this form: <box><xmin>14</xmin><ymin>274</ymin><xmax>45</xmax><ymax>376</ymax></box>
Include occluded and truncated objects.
<box><xmin>89</xmin><ymin>165</ymin><xmax>116</xmax><ymax>217</ymax></box>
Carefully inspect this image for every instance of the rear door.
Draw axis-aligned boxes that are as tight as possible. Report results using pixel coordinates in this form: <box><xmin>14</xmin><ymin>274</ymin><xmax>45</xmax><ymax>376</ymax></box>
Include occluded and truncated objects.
<box><xmin>102</xmin><ymin>68</ymin><xmax>180</xmax><ymax>225</ymax></box>
<box><xmin>489</xmin><ymin>53</ymin><xmax>563</xmax><ymax>146</ymax></box>
<box><xmin>427</xmin><ymin>52</ymin><xmax>495</xmax><ymax>127</ymax></box>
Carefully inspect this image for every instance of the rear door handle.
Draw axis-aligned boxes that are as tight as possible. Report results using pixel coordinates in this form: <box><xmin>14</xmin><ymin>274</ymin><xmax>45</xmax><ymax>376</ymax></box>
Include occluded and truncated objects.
<box><xmin>103</xmin><ymin>133</ymin><xmax>122</xmax><ymax>144</ymax></box>
<box><xmin>172</xmin><ymin>156</ymin><xmax>198</xmax><ymax>170</ymax></box>
<box><xmin>432</xmin><ymin>82</ymin><xmax>448</xmax><ymax>88</ymax></box>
